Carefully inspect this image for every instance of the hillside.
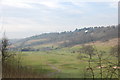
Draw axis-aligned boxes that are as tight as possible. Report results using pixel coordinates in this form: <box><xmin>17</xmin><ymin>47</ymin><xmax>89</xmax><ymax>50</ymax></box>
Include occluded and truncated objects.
<box><xmin>3</xmin><ymin>25</ymin><xmax>119</xmax><ymax>78</ymax></box>
<box><xmin>10</xmin><ymin>25</ymin><xmax>118</xmax><ymax>51</ymax></box>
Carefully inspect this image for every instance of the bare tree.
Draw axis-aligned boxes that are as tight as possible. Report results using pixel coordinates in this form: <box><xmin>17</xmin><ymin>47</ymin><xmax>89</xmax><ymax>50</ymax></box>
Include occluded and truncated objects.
<box><xmin>1</xmin><ymin>37</ymin><xmax>9</xmax><ymax>63</ymax></box>
<box><xmin>1</xmin><ymin>33</ymin><xmax>16</xmax><ymax>78</ymax></box>
<box><xmin>80</xmin><ymin>45</ymin><xmax>95</xmax><ymax>79</ymax></box>
<box><xmin>110</xmin><ymin>45</ymin><xmax>118</xmax><ymax>57</ymax></box>
<box><xmin>97</xmin><ymin>50</ymin><xmax>105</xmax><ymax>79</ymax></box>
<box><xmin>80</xmin><ymin>45</ymin><xmax>95</xmax><ymax>59</ymax></box>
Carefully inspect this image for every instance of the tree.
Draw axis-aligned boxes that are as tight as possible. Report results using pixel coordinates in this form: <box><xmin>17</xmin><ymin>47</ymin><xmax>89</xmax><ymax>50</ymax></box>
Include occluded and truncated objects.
<box><xmin>1</xmin><ymin>34</ymin><xmax>15</xmax><ymax>78</ymax></box>
<box><xmin>1</xmin><ymin>36</ymin><xmax>9</xmax><ymax>63</ymax></box>
<box><xmin>1</xmin><ymin>36</ymin><xmax>15</xmax><ymax>63</ymax></box>
<box><xmin>80</xmin><ymin>45</ymin><xmax>95</xmax><ymax>59</ymax></box>
<box><xmin>110</xmin><ymin>45</ymin><xmax>118</xmax><ymax>57</ymax></box>
<box><xmin>80</xmin><ymin>45</ymin><xmax>95</xmax><ymax>79</ymax></box>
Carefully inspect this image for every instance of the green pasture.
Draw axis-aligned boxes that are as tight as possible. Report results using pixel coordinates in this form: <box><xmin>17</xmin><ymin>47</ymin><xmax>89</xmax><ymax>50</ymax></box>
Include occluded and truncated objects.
<box><xmin>12</xmin><ymin>45</ymin><xmax>118</xmax><ymax>78</ymax></box>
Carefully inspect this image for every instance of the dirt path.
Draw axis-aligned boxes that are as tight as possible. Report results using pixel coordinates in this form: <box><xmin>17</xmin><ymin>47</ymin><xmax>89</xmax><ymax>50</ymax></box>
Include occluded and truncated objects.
<box><xmin>46</xmin><ymin>63</ymin><xmax>61</xmax><ymax>77</ymax></box>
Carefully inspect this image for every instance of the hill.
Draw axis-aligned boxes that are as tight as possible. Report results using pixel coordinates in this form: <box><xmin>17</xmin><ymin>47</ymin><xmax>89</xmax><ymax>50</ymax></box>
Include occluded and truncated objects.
<box><xmin>10</xmin><ymin>25</ymin><xmax>118</xmax><ymax>51</ymax></box>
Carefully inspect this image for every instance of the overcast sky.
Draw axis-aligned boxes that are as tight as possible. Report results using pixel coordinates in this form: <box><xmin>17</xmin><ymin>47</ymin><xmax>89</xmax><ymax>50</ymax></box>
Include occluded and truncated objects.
<box><xmin>0</xmin><ymin>0</ymin><xmax>118</xmax><ymax>39</ymax></box>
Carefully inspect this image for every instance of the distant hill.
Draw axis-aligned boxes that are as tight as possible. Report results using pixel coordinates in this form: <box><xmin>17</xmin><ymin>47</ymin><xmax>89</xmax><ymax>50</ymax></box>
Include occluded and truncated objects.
<box><xmin>10</xmin><ymin>25</ymin><xmax>118</xmax><ymax>51</ymax></box>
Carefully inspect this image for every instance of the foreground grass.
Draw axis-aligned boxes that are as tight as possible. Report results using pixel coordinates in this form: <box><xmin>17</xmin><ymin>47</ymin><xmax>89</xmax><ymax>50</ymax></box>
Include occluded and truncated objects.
<box><xmin>11</xmin><ymin>44</ymin><xmax>118</xmax><ymax>78</ymax></box>
<box><xmin>5</xmin><ymin>38</ymin><xmax>118</xmax><ymax>78</ymax></box>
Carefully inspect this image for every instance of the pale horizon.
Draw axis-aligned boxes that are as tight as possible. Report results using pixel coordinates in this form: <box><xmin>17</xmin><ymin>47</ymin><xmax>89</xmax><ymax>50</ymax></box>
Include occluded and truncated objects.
<box><xmin>0</xmin><ymin>0</ymin><xmax>118</xmax><ymax>39</ymax></box>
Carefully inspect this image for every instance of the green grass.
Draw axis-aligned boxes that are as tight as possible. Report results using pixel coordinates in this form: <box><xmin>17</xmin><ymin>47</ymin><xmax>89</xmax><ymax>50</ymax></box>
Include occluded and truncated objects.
<box><xmin>10</xmin><ymin>44</ymin><xmax>118</xmax><ymax>78</ymax></box>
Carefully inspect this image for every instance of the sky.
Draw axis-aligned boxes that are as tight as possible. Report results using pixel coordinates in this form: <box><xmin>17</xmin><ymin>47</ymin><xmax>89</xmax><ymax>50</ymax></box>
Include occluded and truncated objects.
<box><xmin>0</xmin><ymin>0</ymin><xmax>118</xmax><ymax>39</ymax></box>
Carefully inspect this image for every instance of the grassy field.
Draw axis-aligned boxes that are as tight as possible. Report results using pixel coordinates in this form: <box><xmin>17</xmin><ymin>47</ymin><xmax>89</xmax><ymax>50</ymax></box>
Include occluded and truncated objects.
<box><xmin>11</xmin><ymin>42</ymin><xmax>118</xmax><ymax>78</ymax></box>
<box><xmin>4</xmin><ymin>38</ymin><xmax>118</xmax><ymax>78</ymax></box>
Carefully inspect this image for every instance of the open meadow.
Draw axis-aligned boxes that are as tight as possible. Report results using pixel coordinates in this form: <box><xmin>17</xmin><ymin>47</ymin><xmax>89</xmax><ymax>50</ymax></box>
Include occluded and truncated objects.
<box><xmin>11</xmin><ymin>39</ymin><xmax>118</xmax><ymax>78</ymax></box>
